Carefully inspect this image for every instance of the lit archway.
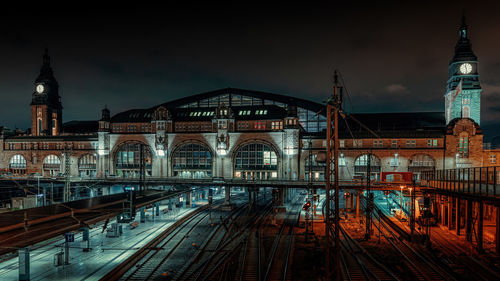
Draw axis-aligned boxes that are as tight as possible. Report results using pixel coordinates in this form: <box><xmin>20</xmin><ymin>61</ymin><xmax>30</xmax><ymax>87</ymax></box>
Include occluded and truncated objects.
<box><xmin>409</xmin><ymin>154</ymin><xmax>435</xmax><ymax>180</ymax></box>
<box><xmin>354</xmin><ymin>154</ymin><xmax>381</xmax><ymax>180</ymax></box>
<box><xmin>79</xmin><ymin>154</ymin><xmax>97</xmax><ymax>178</ymax></box>
<box><xmin>114</xmin><ymin>142</ymin><xmax>152</xmax><ymax>178</ymax></box>
<box><xmin>172</xmin><ymin>142</ymin><xmax>213</xmax><ymax>178</ymax></box>
<box><xmin>43</xmin><ymin>154</ymin><xmax>61</xmax><ymax>176</ymax></box>
<box><xmin>9</xmin><ymin>154</ymin><xmax>27</xmax><ymax>175</ymax></box>
<box><xmin>234</xmin><ymin>142</ymin><xmax>278</xmax><ymax>180</ymax></box>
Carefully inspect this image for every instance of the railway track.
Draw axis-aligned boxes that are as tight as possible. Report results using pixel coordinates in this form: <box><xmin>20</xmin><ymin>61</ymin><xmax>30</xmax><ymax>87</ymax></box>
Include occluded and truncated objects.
<box><xmin>367</xmin><ymin>200</ymin><xmax>456</xmax><ymax>281</ymax></box>
<box><xmin>426</xmin><ymin>227</ymin><xmax>500</xmax><ymax>281</ymax></box>
<box><xmin>338</xmin><ymin>224</ymin><xmax>400</xmax><ymax>281</ymax></box>
<box><xmin>262</xmin><ymin>196</ymin><xmax>302</xmax><ymax>281</ymax></box>
<box><xmin>102</xmin><ymin>193</ymin><xmax>268</xmax><ymax>281</ymax></box>
<box><xmin>375</xmin><ymin>196</ymin><xmax>500</xmax><ymax>281</ymax></box>
<box><xmin>100</xmin><ymin>196</ymin><xmax>235</xmax><ymax>281</ymax></box>
<box><xmin>183</xmin><ymin>198</ymin><xmax>273</xmax><ymax>281</ymax></box>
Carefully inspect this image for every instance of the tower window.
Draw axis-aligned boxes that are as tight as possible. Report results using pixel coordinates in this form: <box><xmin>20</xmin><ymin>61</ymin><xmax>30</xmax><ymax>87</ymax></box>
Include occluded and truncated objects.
<box><xmin>490</xmin><ymin>155</ymin><xmax>497</xmax><ymax>164</ymax></box>
<box><xmin>459</xmin><ymin>135</ymin><xmax>469</xmax><ymax>157</ymax></box>
<box><xmin>38</xmin><ymin>119</ymin><xmax>42</xmax><ymax>135</ymax></box>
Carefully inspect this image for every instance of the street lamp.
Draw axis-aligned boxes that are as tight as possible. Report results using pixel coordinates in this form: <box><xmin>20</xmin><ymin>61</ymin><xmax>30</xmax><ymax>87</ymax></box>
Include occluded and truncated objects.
<box><xmin>35</xmin><ymin>175</ymin><xmax>43</xmax><ymax>206</ymax></box>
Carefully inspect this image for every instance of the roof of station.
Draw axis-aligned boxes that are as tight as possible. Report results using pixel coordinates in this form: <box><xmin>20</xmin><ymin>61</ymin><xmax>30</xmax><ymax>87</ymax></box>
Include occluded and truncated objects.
<box><xmin>109</xmin><ymin>87</ymin><xmax>447</xmax><ymax>136</ymax></box>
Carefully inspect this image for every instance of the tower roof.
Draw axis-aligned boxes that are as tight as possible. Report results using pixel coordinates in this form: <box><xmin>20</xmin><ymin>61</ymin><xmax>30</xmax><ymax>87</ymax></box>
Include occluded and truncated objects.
<box><xmin>35</xmin><ymin>48</ymin><xmax>57</xmax><ymax>84</ymax></box>
<box><xmin>451</xmin><ymin>15</ymin><xmax>477</xmax><ymax>63</ymax></box>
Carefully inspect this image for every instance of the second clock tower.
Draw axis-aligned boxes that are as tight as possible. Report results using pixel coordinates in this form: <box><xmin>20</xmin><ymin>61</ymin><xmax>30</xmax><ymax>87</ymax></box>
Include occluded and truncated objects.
<box><xmin>444</xmin><ymin>16</ymin><xmax>482</xmax><ymax>125</ymax></box>
<box><xmin>30</xmin><ymin>49</ymin><xmax>63</xmax><ymax>136</ymax></box>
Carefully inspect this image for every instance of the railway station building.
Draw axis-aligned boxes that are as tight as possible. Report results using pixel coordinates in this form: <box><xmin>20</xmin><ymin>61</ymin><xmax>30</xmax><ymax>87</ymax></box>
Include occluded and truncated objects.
<box><xmin>1</xmin><ymin>20</ymin><xmax>499</xmax><ymax>181</ymax></box>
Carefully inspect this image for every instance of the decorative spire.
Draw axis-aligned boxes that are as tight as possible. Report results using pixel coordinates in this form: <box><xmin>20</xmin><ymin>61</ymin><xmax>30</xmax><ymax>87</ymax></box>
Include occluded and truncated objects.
<box><xmin>459</xmin><ymin>14</ymin><xmax>468</xmax><ymax>40</ymax></box>
<box><xmin>43</xmin><ymin>48</ymin><xmax>50</xmax><ymax>66</ymax></box>
<box><xmin>37</xmin><ymin>48</ymin><xmax>55</xmax><ymax>82</ymax></box>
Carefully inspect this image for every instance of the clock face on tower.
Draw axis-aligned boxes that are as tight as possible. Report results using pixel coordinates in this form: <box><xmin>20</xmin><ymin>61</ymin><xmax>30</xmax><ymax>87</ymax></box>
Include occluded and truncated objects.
<box><xmin>460</xmin><ymin>63</ymin><xmax>473</xmax><ymax>74</ymax></box>
<box><xmin>36</xmin><ymin>84</ymin><xmax>44</xmax><ymax>93</ymax></box>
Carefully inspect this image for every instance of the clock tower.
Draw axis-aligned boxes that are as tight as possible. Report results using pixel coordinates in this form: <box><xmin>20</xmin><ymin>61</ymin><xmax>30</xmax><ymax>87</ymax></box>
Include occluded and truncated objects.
<box><xmin>30</xmin><ymin>49</ymin><xmax>63</xmax><ymax>136</ymax></box>
<box><xmin>444</xmin><ymin>16</ymin><xmax>482</xmax><ymax>125</ymax></box>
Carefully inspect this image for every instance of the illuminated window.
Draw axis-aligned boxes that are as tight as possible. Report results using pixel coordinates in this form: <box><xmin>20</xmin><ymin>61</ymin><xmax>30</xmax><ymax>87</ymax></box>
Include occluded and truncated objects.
<box><xmin>339</xmin><ymin>140</ymin><xmax>345</xmax><ymax>148</ymax></box>
<box><xmin>459</xmin><ymin>135</ymin><xmax>469</xmax><ymax>157</ymax></box>
<box><xmin>235</xmin><ymin>143</ymin><xmax>277</xmax><ymax>180</ymax></box>
<box><xmin>406</xmin><ymin>140</ymin><xmax>416</xmax><ymax>148</ymax></box>
<box><xmin>427</xmin><ymin>139</ymin><xmax>438</xmax><ymax>147</ymax></box>
<box><xmin>391</xmin><ymin>140</ymin><xmax>397</xmax><ymax>148</ymax></box>
<box><xmin>353</xmin><ymin>140</ymin><xmax>363</xmax><ymax>148</ymax></box>
<box><xmin>490</xmin><ymin>155</ymin><xmax>497</xmax><ymax>164</ymax></box>
<box><xmin>172</xmin><ymin>143</ymin><xmax>212</xmax><ymax>178</ymax></box>
<box><xmin>78</xmin><ymin>154</ymin><xmax>97</xmax><ymax>177</ymax></box>
<box><xmin>339</xmin><ymin>154</ymin><xmax>346</xmax><ymax>166</ymax></box>
<box><xmin>218</xmin><ymin>120</ymin><xmax>227</xmax><ymax>129</ymax></box>
<box><xmin>115</xmin><ymin>142</ymin><xmax>152</xmax><ymax>177</ymax></box>
<box><xmin>9</xmin><ymin>154</ymin><xmax>27</xmax><ymax>168</ymax></box>
<box><xmin>390</xmin><ymin>155</ymin><xmax>399</xmax><ymax>167</ymax></box>
<box><xmin>373</xmin><ymin>140</ymin><xmax>383</xmax><ymax>148</ymax></box>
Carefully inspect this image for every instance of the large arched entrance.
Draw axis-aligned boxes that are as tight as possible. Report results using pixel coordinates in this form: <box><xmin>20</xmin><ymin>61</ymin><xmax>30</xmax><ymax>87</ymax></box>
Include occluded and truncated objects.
<box><xmin>354</xmin><ymin>154</ymin><xmax>381</xmax><ymax>180</ymax></box>
<box><xmin>409</xmin><ymin>154</ymin><xmax>435</xmax><ymax>180</ymax></box>
<box><xmin>114</xmin><ymin>142</ymin><xmax>152</xmax><ymax>178</ymax></box>
<box><xmin>9</xmin><ymin>154</ymin><xmax>27</xmax><ymax>175</ymax></box>
<box><xmin>79</xmin><ymin>154</ymin><xmax>97</xmax><ymax>178</ymax></box>
<box><xmin>234</xmin><ymin>142</ymin><xmax>278</xmax><ymax>180</ymax></box>
<box><xmin>172</xmin><ymin>142</ymin><xmax>213</xmax><ymax>178</ymax></box>
<box><xmin>43</xmin><ymin>155</ymin><xmax>61</xmax><ymax>176</ymax></box>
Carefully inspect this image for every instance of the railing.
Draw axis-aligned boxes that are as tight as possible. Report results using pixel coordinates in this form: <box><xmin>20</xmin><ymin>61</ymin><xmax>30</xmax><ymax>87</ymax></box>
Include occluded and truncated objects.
<box><xmin>421</xmin><ymin>166</ymin><xmax>499</xmax><ymax>197</ymax></box>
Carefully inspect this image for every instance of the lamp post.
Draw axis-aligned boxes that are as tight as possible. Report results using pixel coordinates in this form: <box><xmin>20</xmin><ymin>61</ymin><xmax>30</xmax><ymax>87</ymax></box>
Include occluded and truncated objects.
<box><xmin>34</xmin><ymin>175</ymin><xmax>44</xmax><ymax>206</ymax></box>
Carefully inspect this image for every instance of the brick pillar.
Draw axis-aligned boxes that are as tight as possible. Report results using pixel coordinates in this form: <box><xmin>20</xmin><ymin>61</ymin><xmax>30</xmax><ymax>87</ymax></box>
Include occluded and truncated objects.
<box><xmin>496</xmin><ymin>206</ymin><xmax>500</xmax><ymax>254</ymax></box>
<box><xmin>356</xmin><ymin>193</ymin><xmax>360</xmax><ymax>217</ymax></box>
<box><xmin>478</xmin><ymin>201</ymin><xmax>484</xmax><ymax>253</ymax></box>
<box><xmin>456</xmin><ymin>197</ymin><xmax>461</xmax><ymax>236</ymax></box>
<box><xmin>466</xmin><ymin>199</ymin><xmax>473</xmax><ymax>242</ymax></box>
<box><xmin>448</xmin><ymin>197</ymin><xmax>453</xmax><ymax>230</ymax></box>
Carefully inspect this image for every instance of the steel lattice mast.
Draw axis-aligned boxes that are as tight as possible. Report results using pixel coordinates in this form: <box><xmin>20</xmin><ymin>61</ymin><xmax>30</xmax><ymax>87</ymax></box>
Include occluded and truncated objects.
<box><xmin>325</xmin><ymin>70</ymin><xmax>342</xmax><ymax>281</ymax></box>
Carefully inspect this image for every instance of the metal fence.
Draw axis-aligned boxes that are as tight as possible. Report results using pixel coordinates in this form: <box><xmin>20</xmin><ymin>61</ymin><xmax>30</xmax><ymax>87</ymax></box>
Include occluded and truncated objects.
<box><xmin>421</xmin><ymin>166</ymin><xmax>499</xmax><ymax>196</ymax></box>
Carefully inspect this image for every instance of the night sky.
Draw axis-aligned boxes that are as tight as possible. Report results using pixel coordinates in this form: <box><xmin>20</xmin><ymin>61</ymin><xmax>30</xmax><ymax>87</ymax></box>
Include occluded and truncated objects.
<box><xmin>1</xmin><ymin>2</ymin><xmax>499</xmax><ymax>140</ymax></box>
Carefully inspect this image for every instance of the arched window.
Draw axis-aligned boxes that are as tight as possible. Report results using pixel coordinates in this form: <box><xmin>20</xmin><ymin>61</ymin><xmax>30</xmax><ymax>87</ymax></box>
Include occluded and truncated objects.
<box><xmin>462</xmin><ymin>106</ymin><xmax>470</xmax><ymax>118</ymax></box>
<box><xmin>43</xmin><ymin>155</ymin><xmax>61</xmax><ymax>165</ymax></box>
<box><xmin>409</xmin><ymin>154</ymin><xmax>435</xmax><ymax>168</ymax></box>
<box><xmin>172</xmin><ymin>143</ymin><xmax>212</xmax><ymax>178</ymax></box>
<box><xmin>354</xmin><ymin>154</ymin><xmax>381</xmax><ymax>180</ymax></box>
<box><xmin>234</xmin><ymin>143</ymin><xmax>278</xmax><ymax>180</ymax></box>
<box><xmin>43</xmin><ymin>154</ymin><xmax>61</xmax><ymax>176</ymax></box>
<box><xmin>9</xmin><ymin>154</ymin><xmax>27</xmax><ymax>175</ymax></box>
<box><xmin>409</xmin><ymin>154</ymin><xmax>435</xmax><ymax>180</ymax></box>
<box><xmin>115</xmin><ymin>142</ymin><xmax>152</xmax><ymax>178</ymax></box>
<box><xmin>79</xmin><ymin>154</ymin><xmax>97</xmax><ymax>178</ymax></box>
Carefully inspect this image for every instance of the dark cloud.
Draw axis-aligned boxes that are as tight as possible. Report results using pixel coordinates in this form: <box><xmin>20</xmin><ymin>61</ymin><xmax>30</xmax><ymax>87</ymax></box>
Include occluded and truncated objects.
<box><xmin>0</xmin><ymin>1</ymin><xmax>499</xmax><ymax>137</ymax></box>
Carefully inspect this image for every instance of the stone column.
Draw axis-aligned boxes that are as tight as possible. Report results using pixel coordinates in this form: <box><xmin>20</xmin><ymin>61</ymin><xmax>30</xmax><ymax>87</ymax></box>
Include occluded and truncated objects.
<box><xmin>466</xmin><ymin>199</ymin><xmax>473</xmax><ymax>242</ymax></box>
<box><xmin>224</xmin><ymin>186</ymin><xmax>230</xmax><ymax>204</ymax></box>
<box><xmin>456</xmin><ymin>198</ymin><xmax>461</xmax><ymax>236</ymax></box>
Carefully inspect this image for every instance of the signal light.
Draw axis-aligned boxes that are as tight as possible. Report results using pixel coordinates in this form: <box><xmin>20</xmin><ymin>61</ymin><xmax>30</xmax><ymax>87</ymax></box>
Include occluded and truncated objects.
<box><xmin>303</xmin><ymin>202</ymin><xmax>311</xmax><ymax>210</ymax></box>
